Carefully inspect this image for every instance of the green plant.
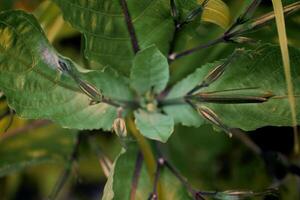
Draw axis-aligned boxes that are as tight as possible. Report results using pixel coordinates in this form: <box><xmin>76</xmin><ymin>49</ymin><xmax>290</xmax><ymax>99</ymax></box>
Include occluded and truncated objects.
<box><xmin>0</xmin><ymin>0</ymin><xmax>300</xmax><ymax>199</ymax></box>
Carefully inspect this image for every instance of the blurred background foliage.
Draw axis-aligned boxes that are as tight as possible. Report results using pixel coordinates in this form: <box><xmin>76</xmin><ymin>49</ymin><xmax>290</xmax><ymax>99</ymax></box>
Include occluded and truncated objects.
<box><xmin>0</xmin><ymin>0</ymin><xmax>300</xmax><ymax>199</ymax></box>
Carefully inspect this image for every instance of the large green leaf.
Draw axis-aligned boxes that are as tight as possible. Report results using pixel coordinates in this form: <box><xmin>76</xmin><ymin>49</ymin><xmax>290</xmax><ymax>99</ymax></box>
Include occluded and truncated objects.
<box><xmin>134</xmin><ymin>109</ymin><xmax>174</xmax><ymax>143</ymax></box>
<box><xmin>0</xmin><ymin>124</ymin><xmax>77</xmax><ymax>177</ymax></box>
<box><xmin>53</xmin><ymin>0</ymin><xmax>175</xmax><ymax>75</ymax></box>
<box><xmin>165</xmin><ymin>44</ymin><xmax>300</xmax><ymax>131</ymax></box>
<box><xmin>130</xmin><ymin>45</ymin><xmax>169</xmax><ymax>94</ymax></box>
<box><xmin>102</xmin><ymin>142</ymin><xmax>192</xmax><ymax>200</ymax></box>
<box><xmin>0</xmin><ymin>10</ymin><xmax>133</xmax><ymax>130</ymax></box>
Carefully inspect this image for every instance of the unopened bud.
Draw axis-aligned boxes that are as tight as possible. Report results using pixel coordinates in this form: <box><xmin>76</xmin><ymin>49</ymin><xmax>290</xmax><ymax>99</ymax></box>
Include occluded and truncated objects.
<box><xmin>113</xmin><ymin>118</ymin><xmax>127</xmax><ymax>138</ymax></box>
<box><xmin>231</xmin><ymin>36</ymin><xmax>256</xmax><ymax>44</ymax></box>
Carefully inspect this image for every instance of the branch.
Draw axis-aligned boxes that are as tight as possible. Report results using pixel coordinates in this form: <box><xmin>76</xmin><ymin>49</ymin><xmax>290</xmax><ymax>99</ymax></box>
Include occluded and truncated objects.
<box><xmin>169</xmin><ymin>1</ymin><xmax>300</xmax><ymax>61</ymax></box>
<box><xmin>88</xmin><ymin>136</ymin><xmax>113</xmax><ymax>178</ymax></box>
<box><xmin>0</xmin><ymin>109</ymin><xmax>10</xmax><ymax>121</ymax></box>
<box><xmin>119</xmin><ymin>0</ymin><xmax>140</xmax><ymax>53</ymax></box>
<box><xmin>48</xmin><ymin>133</ymin><xmax>83</xmax><ymax>200</ymax></box>
<box><xmin>1</xmin><ymin>119</ymin><xmax>50</xmax><ymax>140</ymax></box>
<box><xmin>148</xmin><ymin>158</ymin><xmax>164</xmax><ymax>200</ymax></box>
<box><xmin>148</xmin><ymin>156</ymin><xmax>205</xmax><ymax>200</ymax></box>
<box><xmin>169</xmin><ymin>37</ymin><xmax>224</xmax><ymax>61</ymax></box>
<box><xmin>230</xmin><ymin>128</ymin><xmax>261</xmax><ymax>155</ymax></box>
<box><xmin>127</xmin><ymin>117</ymin><xmax>164</xmax><ymax>198</ymax></box>
<box><xmin>130</xmin><ymin>151</ymin><xmax>144</xmax><ymax>200</ymax></box>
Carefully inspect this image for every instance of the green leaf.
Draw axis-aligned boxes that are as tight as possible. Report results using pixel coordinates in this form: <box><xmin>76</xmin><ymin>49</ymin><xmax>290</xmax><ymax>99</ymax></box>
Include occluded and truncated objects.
<box><xmin>164</xmin><ymin>62</ymin><xmax>219</xmax><ymax>127</ymax></box>
<box><xmin>102</xmin><ymin>142</ymin><xmax>192</xmax><ymax>200</ymax></box>
<box><xmin>102</xmin><ymin>144</ymin><xmax>151</xmax><ymax>200</ymax></box>
<box><xmin>134</xmin><ymin>109</ymin><xmax>174</xmax><ymax>142</ymax></box>
<box><xmin>0</xmin><ymin>124</ymin><xmax>77</xmax><ymax>177</ymax></box>
<box><xmin>165</xmin><ymin>44</ymin><xmax>300</xmax><ymax>131</ymax></box>
<box><xmin>130</xmin><ymin>45</ymin><xmax>169</xmax><ymax>94</ymax></box>
<box><xmin>0</xmin><ymin>10</ymin><xmax>133</xmax><ymax>130</ymax></box>
<box><xmin>53</xmin><ymin>0</ymin><xmax>175</xmax><ymax>75</ymax></box>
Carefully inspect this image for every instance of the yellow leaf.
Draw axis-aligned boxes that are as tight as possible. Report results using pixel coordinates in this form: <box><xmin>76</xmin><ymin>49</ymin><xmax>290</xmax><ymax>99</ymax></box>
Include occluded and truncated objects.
<box><xmin>198</xmin><ymin>0</ymin><xmax>231</xmax><ymax>29</ymax></box>
<box><xmin>272</xmin><ymin>0</ymin><xmax>298</xmax><ymax>153</ymax></box>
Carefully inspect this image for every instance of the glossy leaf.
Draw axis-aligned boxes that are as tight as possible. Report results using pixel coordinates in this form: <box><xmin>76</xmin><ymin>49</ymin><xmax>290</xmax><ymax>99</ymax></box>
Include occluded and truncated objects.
<box><xmin>134</xmin><ymin>109</ymin><xmax>174</xmax><ymax>142</ymax></box>
<box><xmin>53</xmin><ymin>0</ymin><xmax>175</xmax><ymax>75</ymax></box>
<box><xmin>130</xmin><ymin>45</ymin><xmax>169</xmax><ymax>94</ymax></box>
<box><xmin>165</xmin><ymin>45</ymin><xmax>300</xmax><ymax>131</ymax></box>
<box><xmin>0</xmin><ymin>10</ymin><xmax>133</xmax><ymax>130</ymax></box>
<box><xmin>0</xmin><ymin>125</ymin><xmax>77</xmax><ymax>177</ymax></box>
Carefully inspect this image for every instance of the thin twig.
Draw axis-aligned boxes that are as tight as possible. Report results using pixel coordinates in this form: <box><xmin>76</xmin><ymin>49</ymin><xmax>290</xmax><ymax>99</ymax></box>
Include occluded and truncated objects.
<box><xmin>3</xmin><ymin>109</ymin><xmax>14</xmax><ymax>133</ymax></box>
<box><xmin>148</xmin><ymin>158</ymin><xmax>164</xmax><ymax>200</ymax></box>
<box><xmin>48</xmin><ymin>133</ymin><xmax>83</xmax><ymax>200</ymax></box>
<box><xmin>169</xmin><ymin>1</ymin><xmax>299</xmax><ymax>61</ymax></box>
<box><xmin>88</xmin><ymin>136</ymin><xmax>112</xmax><ymax>178</ymax></box>
<box><xmin>0</xmin><ymin>109</ymin><xmax>10</xmax><ymax>121</ymax></box>
<box><xmin>169</xmin><ymin>37</ymin><xmax>224</xmax><ymax>61</ymax></box>
<box><xmin>230</xmin><ymin>128</ymin><xmax>261</xmax><ymax>155</ymax></box>
<box><xmin>119</xmin><ymin>0</ymin><xmax>140</xmax><ymax>53</ymax></box>
<box><xmin>164</xmin><ymin>159</ymin><xmax>205</xmax><ymax>199</ymax></box>
<box><xmin>130</xmin><ymin>151</ymin><xmax>144</xmax><ymax>200</ymax></box>
<box><xmin>1</xmin><ymin>120</ymin><xmax>51</xmax><ymax>140</ymax></box>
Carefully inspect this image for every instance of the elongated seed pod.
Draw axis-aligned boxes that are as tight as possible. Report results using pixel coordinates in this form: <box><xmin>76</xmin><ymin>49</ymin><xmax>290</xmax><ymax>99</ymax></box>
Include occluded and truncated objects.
<box><xmin>77</xmin><ymin>79</ymin><xmax>103</xmax><ymax>102</ymax></box>
<box><xmin>194</xmin><ymin>94</ymin><xmax>272</xmax><ymax>104</ymax></box>
<box><xmin>197</xmin><ymin>106</ymin><xmax>232</xmax><ymax>137</ymax></box>
<box><xmin>188</xmin><ymin>49</ymin><xmax>243</xmax><ymax>95</ymax></box>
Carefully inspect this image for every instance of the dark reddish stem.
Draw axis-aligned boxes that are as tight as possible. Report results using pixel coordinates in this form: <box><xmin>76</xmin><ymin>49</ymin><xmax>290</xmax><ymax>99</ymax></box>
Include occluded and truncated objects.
<box><xmin>130</xmin><ymin>151</ymin><xmax>144</xmax><ymax>200</ymax></box>
<box><xmin>119</xmin><ymin>0</ymin><xmax>140</xmax><ymax>53</ymax></box>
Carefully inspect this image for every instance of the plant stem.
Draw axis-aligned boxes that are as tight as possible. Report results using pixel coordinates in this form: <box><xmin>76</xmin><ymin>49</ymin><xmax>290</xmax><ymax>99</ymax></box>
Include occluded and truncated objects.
<box><xmin>169</xmin><ymin>37</ymin><xmax>225</xmax><ymax>61</ymax></box>
<box><xmin>230</xmin><ymin>128</ymin><xmax>261</xmax><ymax>155</ymax></box>
<box><xmin>48</xmin><ymin>133</ymin><xmax>82</xmax><ymax>200</ymax></box>
<box><xmin>88</xmin><ymin>136</ymin><xmax>112</xmax><ymax>178</ymax></box>
<box><xmin>127</xmin><ymin>117</ymin><xmax>156</xmax><ymax>179</ymax></box>
<box><xmin>127</xmin><ymin>116</ymin><xmax>164</xmax><ymax>199</ymax></box>
<box><xmin>272</xmin><ymin>0</ymin><xmax>298</xmax><ymax>154</ymax></box>
<box><xmin>119</xmin><ymin>0</ymin><xmax>140</xmax><ymax>53</ymax></box>
<box><xmin>130</xmin><ymin>151</ymin><xmax>144</xmax><ymax>200</ymax></box>
<box><xmin>148</xmin><ymin>158</ymin><xmax>164</xmax><ymax>200</ymax></box>
<box><xmin>163</xmin><ymin>159</ymin><xmax>205</xmax><ymax>200</ymax></box>
<box><xmin>0</xmin><ymin>108</ymin><xmax>10</xmax><ymax>121</ymax></box>
<box><xmin>1</xmin><ymin>120</ymin><xmax>50</xmax><ymax>140</ymax></box>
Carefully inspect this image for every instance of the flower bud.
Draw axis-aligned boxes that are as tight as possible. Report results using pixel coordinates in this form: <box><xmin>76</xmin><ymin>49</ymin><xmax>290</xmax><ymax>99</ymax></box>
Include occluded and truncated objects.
<box><xmin>231</xmin><ymin>37</ymin><xmax>256</xmax><ymax>44</ymax></box>
<box><xmin>113</xmin><ymin>118</ymin><xmax>127</xmax><ymax>138</ymax></box>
